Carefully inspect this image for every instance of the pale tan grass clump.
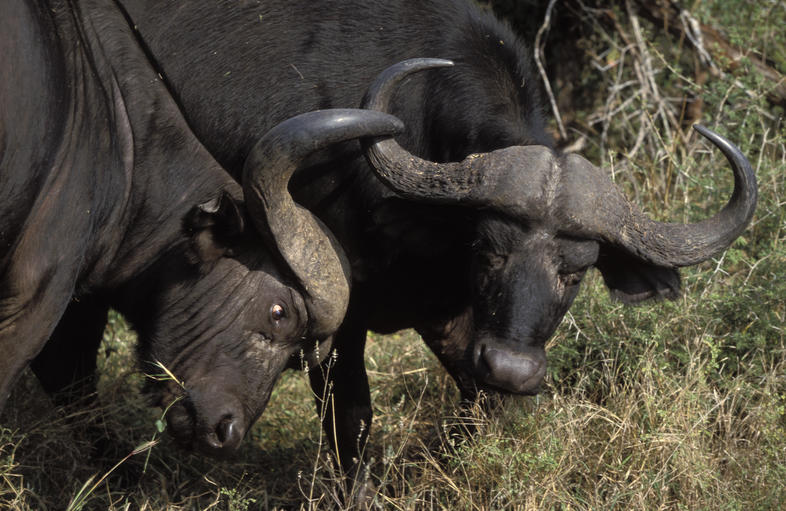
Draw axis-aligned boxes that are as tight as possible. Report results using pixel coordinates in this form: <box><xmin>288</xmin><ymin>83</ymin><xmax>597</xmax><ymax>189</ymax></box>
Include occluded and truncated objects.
<box><xmin>350</xmin><ymin>328</ymin><xmax>784</xmax><ymax>510</ymax></box>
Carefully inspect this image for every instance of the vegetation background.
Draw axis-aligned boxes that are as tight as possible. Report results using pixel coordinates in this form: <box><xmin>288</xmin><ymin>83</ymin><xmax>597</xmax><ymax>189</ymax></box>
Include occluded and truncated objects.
<box><xmin>2</xmin><ymin>0</ymin><xmax>784</xmax><ymax>509</ymax></box>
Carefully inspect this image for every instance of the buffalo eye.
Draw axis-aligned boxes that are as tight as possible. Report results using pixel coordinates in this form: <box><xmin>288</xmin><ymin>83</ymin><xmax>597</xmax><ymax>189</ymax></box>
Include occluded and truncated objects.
<box><xmin>559</xmin><ymin>272</ymin><xmax>584</xmax><ymax>287</ymax></box>
<box><xmin>479</xmin><ymin>252</ymin><xmax>507</xmax><ymax>271</ymax></box>
<box><xmin>270</xmin><ymin>304</ymin><xmax>286</xmax><ymax>321</ymax></box>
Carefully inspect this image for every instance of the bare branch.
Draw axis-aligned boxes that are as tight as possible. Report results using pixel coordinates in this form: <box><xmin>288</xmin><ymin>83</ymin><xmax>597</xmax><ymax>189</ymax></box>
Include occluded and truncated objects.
<box><xmin>535</xmin><ymin>0</ymin><xmax>568</xmax><ymax>140</ymax></box>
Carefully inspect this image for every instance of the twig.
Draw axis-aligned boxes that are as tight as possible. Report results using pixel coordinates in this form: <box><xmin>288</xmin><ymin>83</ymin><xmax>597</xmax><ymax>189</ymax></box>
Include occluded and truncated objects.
<box><xmin>678</xmin><ymin>9</ymin><xmax>715</xmax><ymax>69</ymax></box>
<box><xmin>626</xmin><ymin>0</ymin><xmax>678</xmax><ymax>149</ymax></box>
<box><xmin>635</xmin><ymin>0</ymin><xmax>786</xmax><ymax>106</ymax></box>
<box><xmin>534</xmin><ymin>0</ymin><xmax>567</xmax><ymax>140</ymax></box>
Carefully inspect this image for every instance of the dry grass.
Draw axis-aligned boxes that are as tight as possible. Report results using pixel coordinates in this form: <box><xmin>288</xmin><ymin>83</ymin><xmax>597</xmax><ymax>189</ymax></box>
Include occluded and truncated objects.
<box><xmin>2</xmin><ymin>1</ymin><xmax>785</xmax><ymax>509</ymax></box>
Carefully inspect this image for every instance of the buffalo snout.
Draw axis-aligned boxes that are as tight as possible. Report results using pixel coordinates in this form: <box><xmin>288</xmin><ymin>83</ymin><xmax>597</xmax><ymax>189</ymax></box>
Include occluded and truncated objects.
<box><xmin>165</xmin><ymin>386</ymin><xmax>248</xmax><ymax>457</ymax></box>
<box><xmin>473</xmin><ymin>339</ymin><xmax>546</xmax><ymax>394</ymax></box>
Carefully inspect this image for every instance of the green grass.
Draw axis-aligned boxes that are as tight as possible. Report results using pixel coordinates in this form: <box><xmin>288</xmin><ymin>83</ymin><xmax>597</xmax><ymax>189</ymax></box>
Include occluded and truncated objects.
<box><xmin>2</xmin><ymin>1</ymin><xmax>785</xmax><ymax>509</ymax></box>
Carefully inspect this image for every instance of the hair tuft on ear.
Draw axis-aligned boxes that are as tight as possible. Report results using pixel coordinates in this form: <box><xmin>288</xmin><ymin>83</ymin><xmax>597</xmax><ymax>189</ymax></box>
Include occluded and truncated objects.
<box><xmin>184</xmin><ymin>191</ymin><xmax>246</xmax><ymax>263</ymax></box>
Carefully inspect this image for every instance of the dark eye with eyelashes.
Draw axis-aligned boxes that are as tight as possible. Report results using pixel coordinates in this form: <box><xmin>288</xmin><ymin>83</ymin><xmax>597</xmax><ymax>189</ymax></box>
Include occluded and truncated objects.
<box><xmin>479</xmin><ymin>252</ymin><xmax>507</xmax><ymax>270</ymax></box>
<box><xmin>270</xmin><ymin>304</ymin><xmax>286</xmax><ymax>321</ymax></box>
<box><xmin>559</xmin><ymin>272</ymin><xmax>584</xmax><ymax>287</ymax></box>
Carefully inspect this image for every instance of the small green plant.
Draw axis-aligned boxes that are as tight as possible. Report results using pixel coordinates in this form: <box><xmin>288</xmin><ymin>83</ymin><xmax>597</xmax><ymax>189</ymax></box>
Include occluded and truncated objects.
<box><xmin>219</xmin><ymin>486</ymin><xmax>256</xmax><ymax>511</ymax></box>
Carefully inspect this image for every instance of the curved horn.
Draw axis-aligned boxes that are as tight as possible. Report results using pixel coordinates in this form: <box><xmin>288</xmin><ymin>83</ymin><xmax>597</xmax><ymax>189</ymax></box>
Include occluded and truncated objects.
<box><xmin>243</xmin><ymin>109</ymin><xmax>404</xmax><ymax>338</ymax></box>
<box><xmin>362</xmin><ymin>58</ymin><xmax>555</xmax><ymax>218</ymax></box>
<box><xmin>364</xmin><ymin>60</ymin><xmax>757</xmax><ymax>267</ymax></box>
<box><xmin>363</xmin><ymin>58</ymin><xmax>474</xmax><ymax>201</ymax></box>
<box><xmin>558</xmin><ymin>124</ymin><xmax>758</xmax><ymax>267</ymax></box>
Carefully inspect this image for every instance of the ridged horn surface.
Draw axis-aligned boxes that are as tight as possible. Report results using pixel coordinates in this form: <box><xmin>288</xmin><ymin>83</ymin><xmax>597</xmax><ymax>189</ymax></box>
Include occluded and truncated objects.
<box><xmin>243</xmin><ymin>109</ymin><xmax>404</xmax><ymax>337</ymax></box>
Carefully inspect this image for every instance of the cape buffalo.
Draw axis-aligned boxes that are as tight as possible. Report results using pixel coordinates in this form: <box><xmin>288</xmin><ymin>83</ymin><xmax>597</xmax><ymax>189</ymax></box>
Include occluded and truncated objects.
<box><xmin>118</xmin><ymin>0</ymin><xmax>756</xmax><ymax>468</ymax></box>
<box><xmin>0</xmin><ymin>0</ymin><xmax>403</xmax><ymax>455</ymax></box>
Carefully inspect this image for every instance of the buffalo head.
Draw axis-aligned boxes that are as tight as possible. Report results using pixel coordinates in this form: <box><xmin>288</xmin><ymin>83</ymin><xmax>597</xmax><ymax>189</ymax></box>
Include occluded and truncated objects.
<box><xmin>137</xmin><ymin>110</ymin><xmax>403</xmax><ymax>455</ymax></box>
<box><xmin>362</xmin><ymin>59</ymin><xmax>757</xmax><ymax>398</ymax></box>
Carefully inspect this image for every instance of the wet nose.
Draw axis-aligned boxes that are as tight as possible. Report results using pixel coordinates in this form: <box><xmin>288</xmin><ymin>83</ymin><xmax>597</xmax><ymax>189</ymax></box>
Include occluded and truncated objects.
<box><xmin>474</xmin><ymin>340</ymin><xmax>546</xmax><ymax>394</ymax></box>
<box><xmin>167</xmin><ymin>389</ymin><xmax>248</xmax><ymax>456</ymax></box>
<box><xmin>204</xmin><ymin>414</ymin><xmax>245</xmax><ymax>453</ymax></box>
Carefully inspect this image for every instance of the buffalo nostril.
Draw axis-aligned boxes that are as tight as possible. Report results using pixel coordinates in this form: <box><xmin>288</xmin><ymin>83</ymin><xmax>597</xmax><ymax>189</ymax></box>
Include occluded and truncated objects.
<box><xmin>475</xmin><ymin>343</ymin><xmax>545</xmax><ymax>394</ymax></box>
<box><xmin>216</xmin><ymin>417</ymin><xmax>235</xmax><ymax>445</ymax></box>
<box><xmin>483</xmin><ymin>347</ymin><xmax>536</xmax><ymax>380</ymax></box>
<box><xmin>206</xmin><ymin>415</ymin><xmax>244</xmax><ymax>452</ymax></box>
<box><xmin>476</xmin><ymin>343</ymin><xmax>492</xmax><ymax>376</ymax></box>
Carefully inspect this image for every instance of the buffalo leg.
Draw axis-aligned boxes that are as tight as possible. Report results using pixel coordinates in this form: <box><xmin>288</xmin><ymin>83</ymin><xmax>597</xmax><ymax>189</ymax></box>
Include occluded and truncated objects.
<box><xmin>31</xmin><ymin>296</ymin><xmax>108</xmax><ymax>404</ymax></box>
<box><xmin>0</xmin><ymin>173</ymin><xmax>91</xmax><ymax>413</ymax></box>
<box><xmin>308</xmin><ymin>311</ymin><xmax>371</xmax><ymax>474</ymax></box>
<box><xmin>0</xmin><ymin>271</ymin><xmax>78</xmax><ymax>415</ymax></box>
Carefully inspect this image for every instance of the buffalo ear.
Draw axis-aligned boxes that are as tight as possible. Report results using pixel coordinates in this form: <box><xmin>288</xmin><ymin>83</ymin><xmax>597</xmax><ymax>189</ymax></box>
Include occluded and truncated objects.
<box><xmin>595</xmin><ymin>247</ymin><xmax>681</xmax><ymax>304</ymax></box>
<box><xmin>185</xmin><ymin>191</ymin><xmax>246</xmax><ymax>262</ymax></box>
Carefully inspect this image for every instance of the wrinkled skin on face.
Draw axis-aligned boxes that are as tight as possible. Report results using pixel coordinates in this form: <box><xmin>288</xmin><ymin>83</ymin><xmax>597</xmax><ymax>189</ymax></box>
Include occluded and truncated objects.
<box><xmin>120</xmin><ymin>109</ymin><xmax>402</xmax><ymax>456</ymax></box>
<box><xmin>147</xmin><ymin>260</ymin><xmax>308</xmax><ymax>454</ymax></box>
<box><xmin>418</xmin><ymin>215</ymin><xmax>600</xmax><ymax>399</ymax></box>
<box><xmin>469</xmin><ymin>217</ymin><xmax>599</xmax><ymax>395</ymax></box>
<box><xmin>123</xmin><ymin>197</ymin><xmax>317</xmax><ymax>456</ymax></box>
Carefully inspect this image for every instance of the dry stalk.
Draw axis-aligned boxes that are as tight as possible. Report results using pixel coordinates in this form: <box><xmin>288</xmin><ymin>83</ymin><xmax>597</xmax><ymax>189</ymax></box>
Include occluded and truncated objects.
<box><xmin>535</xmin><ymin>0</ymin><xmax>568</xmax><ymax>140</ymax></box>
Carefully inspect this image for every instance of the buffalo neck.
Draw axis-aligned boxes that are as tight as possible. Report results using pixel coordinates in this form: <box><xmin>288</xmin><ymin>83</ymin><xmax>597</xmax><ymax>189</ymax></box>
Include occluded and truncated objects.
<box><xmin>45</xmin><ymin>0</ymin><xmax>238</xmax><ymax>290</ymax></box>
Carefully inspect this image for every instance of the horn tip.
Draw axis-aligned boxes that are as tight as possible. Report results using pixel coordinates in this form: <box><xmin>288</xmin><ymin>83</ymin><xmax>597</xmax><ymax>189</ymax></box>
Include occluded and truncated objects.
<box><xmin>397</xmin><ymin>58</ymin><xmax>455</xmax><ymax>73</ymax></box>
<box><xmin>692</xmin><ymin>123</ymin><xmax>710</xmax><ymax>138</ymax></box>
